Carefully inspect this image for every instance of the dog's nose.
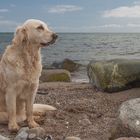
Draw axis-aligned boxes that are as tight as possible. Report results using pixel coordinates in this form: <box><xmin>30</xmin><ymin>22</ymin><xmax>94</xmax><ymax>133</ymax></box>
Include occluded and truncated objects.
<box><xmin>52</xmin><ymin>33</ymin><xmax>58</xmax><ymax>39</ymax></box>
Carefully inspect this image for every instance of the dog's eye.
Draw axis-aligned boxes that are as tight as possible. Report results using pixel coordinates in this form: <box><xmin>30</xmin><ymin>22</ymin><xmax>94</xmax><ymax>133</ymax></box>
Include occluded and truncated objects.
<box><xmin>37</xmin><ymin>25</ymin><xmax>44</xmax><ymax>30</ymax></box>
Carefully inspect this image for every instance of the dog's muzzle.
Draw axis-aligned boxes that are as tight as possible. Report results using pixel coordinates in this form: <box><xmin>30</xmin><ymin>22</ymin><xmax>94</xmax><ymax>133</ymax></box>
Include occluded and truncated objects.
<box><xmin>40</xmin><ymin>33</ymin><xmax>58</xmax><ymax>46</ymax></box>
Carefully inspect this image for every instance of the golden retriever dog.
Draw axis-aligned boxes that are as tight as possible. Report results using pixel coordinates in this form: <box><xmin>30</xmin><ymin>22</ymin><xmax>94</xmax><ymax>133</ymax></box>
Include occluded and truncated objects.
<box><xmin>0</xmin><ymin>19</ymin><xmax>57</xmax><ymax>132</ymax></box>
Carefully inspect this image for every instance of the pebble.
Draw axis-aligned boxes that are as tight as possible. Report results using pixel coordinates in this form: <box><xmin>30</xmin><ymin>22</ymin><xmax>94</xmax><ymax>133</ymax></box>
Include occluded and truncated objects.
<box><xmin>115</xmin><ymin>137</ymin><xmax>140</xmax><ymax>140</ymax></box>
<box><xmin>65</xmin><ymin>136</ymin><xmax>81</xmax><ymax>140</ymax></box>
<box><xmin>28</xmin><ymin>133</ymin><xmax>36</xmax><ymax>139</ymax></box>
<box><xmin>15</xmin><ymin>127</ymin><xmax>46</xmax><ymax>140</ymax></box>
<box><xmin>14</xmin><ymin>130</ymin><xmax>28</xmax><ymax>140</ymax></box>
<box><xmin>0</xmin><ymin>135</ymin><xmax>10</xmax><ymax>140</ymax></box>
<box><xmin>27</xmin><ymin>127</ymin><xmax>46</xmax><ymax>139</ymax></box>
<box><xmin>18</xmin><ymin>127</ymin><xmax>29</xmax><ymax>134</ymax></box>
<box><xmin>79</xmin><ymin>118</ymin><xmax>92</xmax><ymax>126</ymax></box>
<box><xmin>45</xmin><ymin>135</ymin><xmax>53</xmax><ymax>140</ymax></box>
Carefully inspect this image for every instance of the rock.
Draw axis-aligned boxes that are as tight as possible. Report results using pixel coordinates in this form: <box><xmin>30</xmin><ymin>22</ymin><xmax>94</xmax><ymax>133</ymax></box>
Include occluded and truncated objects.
<box><xmin>115</xmin><ymin>98</ymin><xmax>140</xmax><ymax>138</ymax></box>
<box><xmin>87</xmin><ymin>59</ymin><xmax>140</xmax><ymax>93</ymax></box>
<box><xmin>79</xmin><ymin>118</ymin><xmax>92</xmax><ymax>126</ymax></box>
<box><xmin>14</xmin><ymin>130</ymin><xmax>28</xmax><ymax>140</ymax></box>
<box><xmin>40</xmin><ymin>69</ymin><xmax>71</xmax><ymax>82</ymax></box>
<box><xmin>27</xmin><ymin>127</ymin><xmax>46</xmax><ymax>139</ymax></box>
<box><xmin>0</xmin><ymin>135</ymin><xmax>10</xmax><ymax>140</ymax></box>
<box><xmin>65</xmin><ymin>136</ymin><xmax>81</xmax><ymax>140</ymax></box>
<box><xmin>45</xmin><ymin>135</ymin><xmax>53</xmax><ymax>140</ymax></box>
<box><xmin>15</xmin><ymin>127</ymin><xmax>46</xmax><ymax>140</ymax></box>
<box><xmin>115</xmin><ymin>138</ymin><xmax>140</xmax><ymax>140</ymax></box>
<box><xmin>18</xmin><ymin>127</ymin><xmax>29</xmax><ymax>134</ymax></box>
<box><xmin>51</xmin><ymin>59</ymin><xmax>81</xmax><ymax>72</ymax></box>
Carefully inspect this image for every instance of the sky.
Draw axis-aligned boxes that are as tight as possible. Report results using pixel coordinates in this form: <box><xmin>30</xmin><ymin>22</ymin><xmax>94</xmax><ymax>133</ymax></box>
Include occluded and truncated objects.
<box><xmin>1</xmin><ymin>0</ymin><xmax>140</xmax><ymax>32</ymax></box>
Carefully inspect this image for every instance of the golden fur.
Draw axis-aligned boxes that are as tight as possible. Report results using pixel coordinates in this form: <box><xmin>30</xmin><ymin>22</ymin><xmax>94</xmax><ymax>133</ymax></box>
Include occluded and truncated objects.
<box><xmin>0</xmin><ymin>19</ymin><xmax>57</xmax><ymax>131</ymax></box>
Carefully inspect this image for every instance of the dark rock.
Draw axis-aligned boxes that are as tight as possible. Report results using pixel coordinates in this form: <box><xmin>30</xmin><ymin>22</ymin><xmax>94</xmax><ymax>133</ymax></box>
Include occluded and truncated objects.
<box><xmin>45</xmin><ymin>135</ymin><xmax>53</xmax><ymax>140</ymax></box>
<box><xmin>87</xmin><ymin>59</ymin><xmax>140</xmax><ymax>93</ymax></box>
<box><xmin>51</xmin><ymin>59</ymin><xmax>81</xmax><ymax>72</ymax></box>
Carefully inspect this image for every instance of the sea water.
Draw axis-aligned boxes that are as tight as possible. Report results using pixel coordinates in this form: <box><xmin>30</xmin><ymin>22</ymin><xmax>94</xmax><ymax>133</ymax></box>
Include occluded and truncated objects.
<box><xmin>1</xmin><ymin>33</ymin><xmax>140</xmax><ymax>82</ymax></box>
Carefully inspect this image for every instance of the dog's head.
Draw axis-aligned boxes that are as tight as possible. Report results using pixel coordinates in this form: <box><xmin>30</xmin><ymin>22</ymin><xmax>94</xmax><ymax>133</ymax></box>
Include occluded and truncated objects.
<box><xmin>13</xmin><ymin>19</ymin><xmax>57</xmax><ymax>47</ymax></box>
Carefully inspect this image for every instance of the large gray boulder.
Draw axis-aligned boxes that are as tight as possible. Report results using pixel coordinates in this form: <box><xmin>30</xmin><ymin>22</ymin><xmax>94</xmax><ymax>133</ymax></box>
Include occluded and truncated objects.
<box><xmin>110</xmin><ymin>98</ymin><xmax>140</xmax><ymax>139</ymax></box>
<box><xmin>87</xmin><ymin>59</ymin><xmax>140</xmax><ymax>92</ymax></box>
<box><xmin>118</xmin><ymin>98</ymin><xmax>140</xmax><ymax>137</ymax></box>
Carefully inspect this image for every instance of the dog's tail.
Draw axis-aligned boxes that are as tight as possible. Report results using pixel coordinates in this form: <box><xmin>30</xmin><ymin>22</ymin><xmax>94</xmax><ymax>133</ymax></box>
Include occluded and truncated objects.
<box><xmin>33</xmin><ymin>104</ymin><xmax>56</xmax><ymax>114</ymax></box>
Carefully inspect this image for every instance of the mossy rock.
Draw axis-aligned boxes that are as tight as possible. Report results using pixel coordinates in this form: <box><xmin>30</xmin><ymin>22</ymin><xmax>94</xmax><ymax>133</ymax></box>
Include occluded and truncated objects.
<box><xmin>87</xmin><ymin>59</ymin><xmax>140</xmax><ymax>93</ymax></box>
<box><xmin>40</xmin><ymin>69</ymin><xmax>71</xmax><ymax>82</ymax></box>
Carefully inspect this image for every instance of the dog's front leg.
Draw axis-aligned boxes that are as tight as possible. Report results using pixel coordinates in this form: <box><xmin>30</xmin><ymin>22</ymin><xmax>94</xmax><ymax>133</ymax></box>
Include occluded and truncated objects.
<box><xmin>5</xmin><ymin>91</ymin><xmax>19</xmax><ymax>132</ymax></box>
<box><xmin>26</xmin><ymin>87</ymin><xmax>39</xmax><ymax>128</ymax></box>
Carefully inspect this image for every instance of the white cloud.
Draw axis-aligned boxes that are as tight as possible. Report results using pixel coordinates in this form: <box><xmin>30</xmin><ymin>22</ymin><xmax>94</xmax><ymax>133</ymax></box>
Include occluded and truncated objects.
<box><xmin>99</xmin><ymin>24</ymin><xmax>123</xmax><ymax>28</ymax></box>
<box><xmin>0</xmin><ymin>9</ymin><xmax>9</xmax><ymax>13</ymax></box>
<box><xmin>103</xmin><ymin>5</ymin><xmax>140</xmax><ymax>18</ymax></box>
<box><xmin>52</xmin><ymin>24</ymin><xmax>124</xmax><ymax>32</ymax></box>
<box><xmin>127</xmin><ymin>23</ymin><xmax>140</xmax><ymax>27</ymax></box>
<box><xmin>48</xmin><ymin>5</ymin><xmax>83</xmax><ymax>14</ymax></box>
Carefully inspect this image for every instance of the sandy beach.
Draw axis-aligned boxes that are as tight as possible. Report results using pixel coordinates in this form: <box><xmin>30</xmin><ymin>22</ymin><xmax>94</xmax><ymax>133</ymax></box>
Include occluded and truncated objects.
<box><xmin>0</xmin><ymin>82</ymin><xmax>140</xmax><ymax>140</ymax></box>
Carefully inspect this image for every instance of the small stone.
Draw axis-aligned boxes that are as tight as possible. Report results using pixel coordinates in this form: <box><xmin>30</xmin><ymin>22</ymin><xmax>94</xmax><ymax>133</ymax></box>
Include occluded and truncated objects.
<box><xmin>79</xmin><ymin>118</ymin><xmax>92</xmax><ymax>126</ymax></box>
<box><xmin>45</xmin><ymin>135</ymin><xmax>53</xmax><ymax>140</ymax></box>
<box><xmin>65</xmin><ymin>136</ymin><xmax>81</xmax><ymax>140</ymax></box>
<box><xmin>36</xmin><ymin>138</ymin><xmax>43</xmax><ymax>140</ymax></box>
<box><xmin>18</xmin><ymin>127</ymin><xmax>29</xmax><ymax>134</ymax></box>
<box><xmin>115</xmin><ymin>137</ymin><xmax>140</xmax><ymax>140</ymax></box>
<box><xmin>0</xmin><ymin>135</ymin><xmax>10</xmax><ymax>140</ymax></box>
<box><xmin>28</xmin><ymin>133</ymin><xmax>36</xmax><ymax>139</ymax></box>
<box><xmin>27</xmin><ymin>127</ymin><xmax>46</xmax><ymax>139</ymax></box>
<box><xmin>14</xmin><ymin>130</ymin><xmax>28</xmax><ymax>140</ymax></box>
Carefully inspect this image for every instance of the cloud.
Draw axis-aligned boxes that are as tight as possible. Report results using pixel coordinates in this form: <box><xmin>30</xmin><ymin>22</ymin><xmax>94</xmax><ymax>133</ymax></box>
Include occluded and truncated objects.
<box><xmin>103</xmin><ymin>5</ymin><xmax>140</xmax><ymax>18</ymax></box>
<box><xmin>52</xmin><ymin>24</ymin><xmax>124</xmax><ymax>32</ymax></box>
<box><xmin>127</xmin><ymin>23</ymin><xmax>140</xmax><ymax>27</ymax></box>
<box><xmin>48</xmin><ymin>5</ymin><xmax>83</xmax><ymax>14</ymax></box>
<box><xmin>0</xmin><ymin>9</ymin><xmax>9</xmax><ymax>13</ymax></box>
<box><xmin>99</xmin><ymin>24</ymin><xmax>123</xmax><ymax>28</ymax></box>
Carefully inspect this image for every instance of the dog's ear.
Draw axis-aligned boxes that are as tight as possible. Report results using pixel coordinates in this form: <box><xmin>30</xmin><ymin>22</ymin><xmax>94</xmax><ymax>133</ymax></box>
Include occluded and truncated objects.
<box><xmin>12</xmin><ymin>26</ymin><xmax>28</xmax><ymax>47</ymax></box>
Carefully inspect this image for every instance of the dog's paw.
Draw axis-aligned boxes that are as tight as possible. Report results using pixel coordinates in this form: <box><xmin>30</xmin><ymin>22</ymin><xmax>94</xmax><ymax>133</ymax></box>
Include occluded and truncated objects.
<box><xmin>34</xmin><ymin>115</ymin><xmax>45</xmax><ymax>125</ymax></box>
<box><xmin>28</xmin><ymin>120</ymin><xmax>40</xmax><ymax>128</ymax></box>
<box><xmin>8</xmin><ymin>123</ymin><xmax>20</xmax><ymax>132</ymax></box>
